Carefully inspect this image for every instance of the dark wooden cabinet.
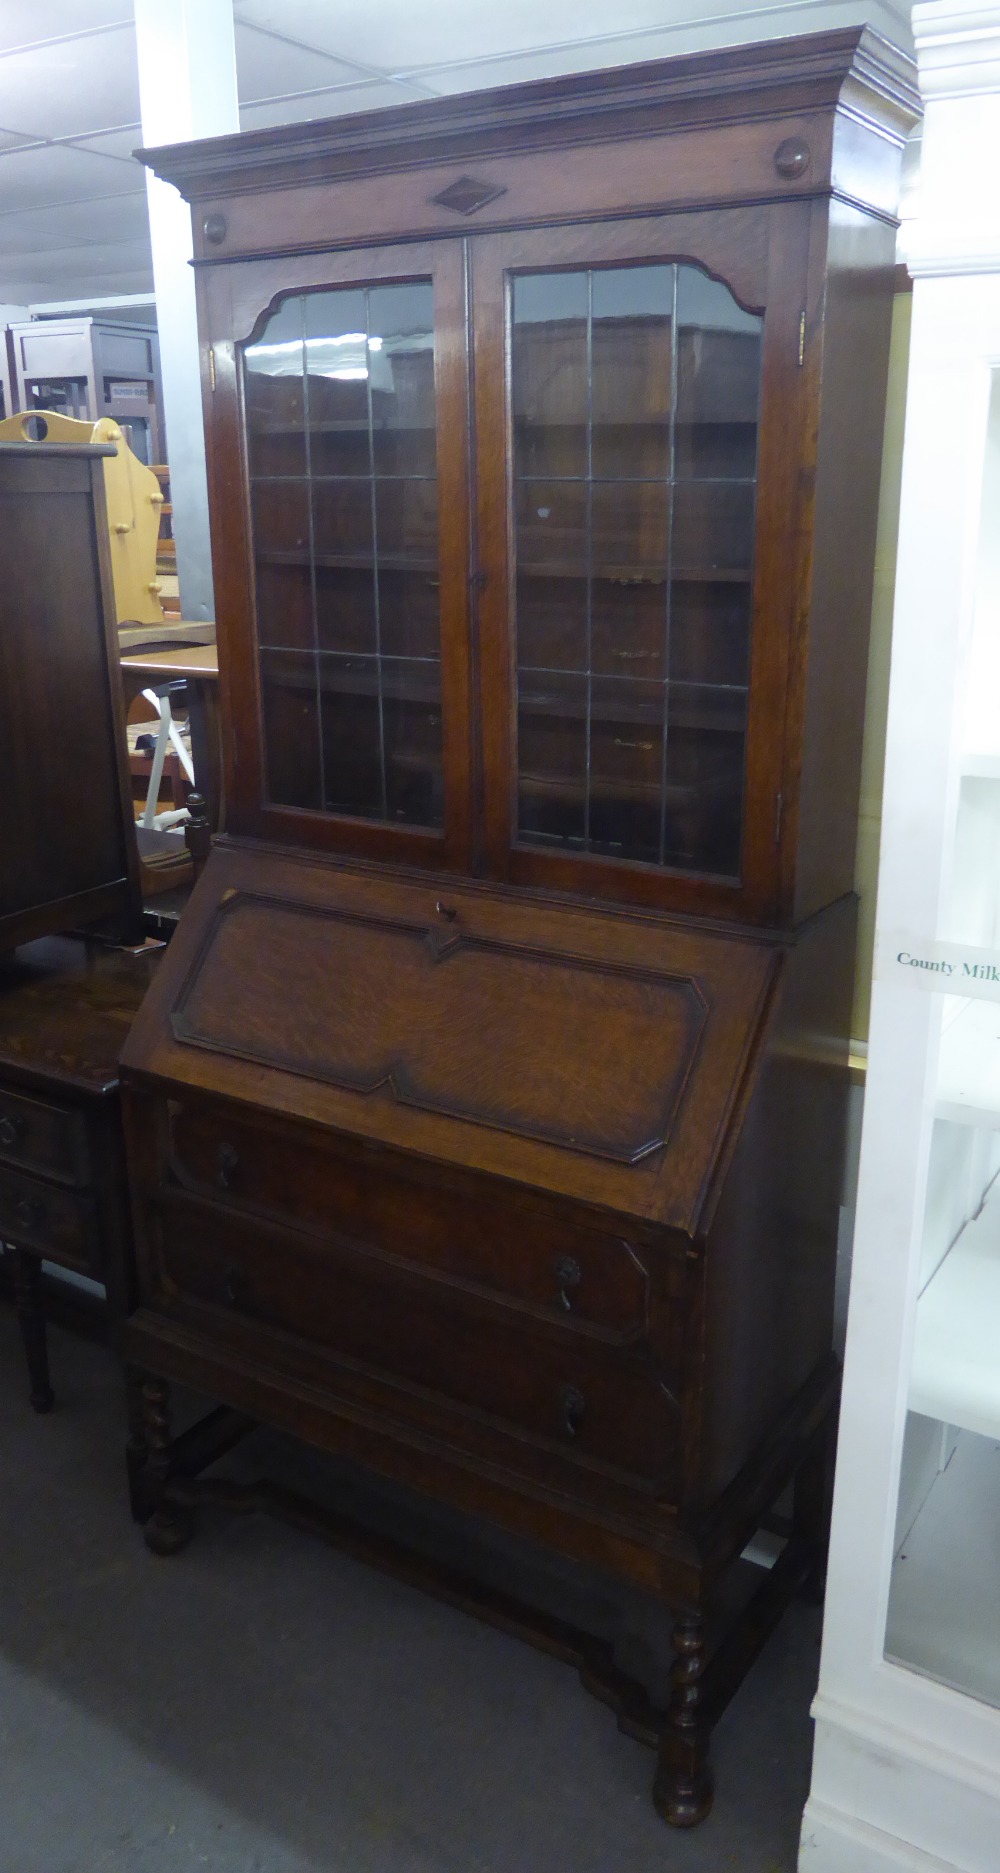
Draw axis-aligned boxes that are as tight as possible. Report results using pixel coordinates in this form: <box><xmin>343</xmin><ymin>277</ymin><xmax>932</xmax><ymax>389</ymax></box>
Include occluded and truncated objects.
<box><xmin>0</xmin><ymin>936</ymin><xmax>160</xmax><ymax>1409</ymax></box>
<box><xmin>123</xmin><ymin>29</ymin><xmax>918</xmax><ymax>1825</ymax></box>
<box><xmin>0</xmin><ymin>443</ymin><xmax>143</xmax><ymax>951</ymax></box>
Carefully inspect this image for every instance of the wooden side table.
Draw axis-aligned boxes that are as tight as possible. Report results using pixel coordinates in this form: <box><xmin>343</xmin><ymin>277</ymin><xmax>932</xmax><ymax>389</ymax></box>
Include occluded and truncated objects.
<box><xmin>0</xmin><ymin>935</ymin><xmax>161</xmax><ymax>1410</ymax></box>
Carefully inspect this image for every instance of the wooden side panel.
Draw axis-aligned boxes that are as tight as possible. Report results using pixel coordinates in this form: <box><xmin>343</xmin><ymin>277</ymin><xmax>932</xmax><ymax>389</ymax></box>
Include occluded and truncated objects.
<box><xmin>698</xmin><ymin>891</ymin><xmax>855</xmax><ymax>1504</ymax></box>
<box><xmin>791</xmin><ymin>200</ymin><xmax>899</xmax><ymax>925</ymax></box>
<box><xmin>0</xmin><ymin>446</ymin><xmax>142</xmax><ymax>947</ymax></box>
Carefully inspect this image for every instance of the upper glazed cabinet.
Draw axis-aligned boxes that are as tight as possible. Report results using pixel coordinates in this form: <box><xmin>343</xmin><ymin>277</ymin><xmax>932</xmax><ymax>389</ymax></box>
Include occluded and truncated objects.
<box><xmin>142</xmin><ymin>28</ymin><xmax>917</xmax><ymax>925</ymax></box>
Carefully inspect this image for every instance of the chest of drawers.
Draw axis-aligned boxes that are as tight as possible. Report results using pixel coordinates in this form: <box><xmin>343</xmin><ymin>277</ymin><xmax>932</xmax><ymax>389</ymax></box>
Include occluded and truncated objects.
<box><xmin>121</xmin><ymin>840</ymin><xmax>854</xmax><ymax>1819</ymax></box>
<box><xmin>0</xmin><ymin>936</ymin><xmax>160</xmax><ymax>1409</ymax></box>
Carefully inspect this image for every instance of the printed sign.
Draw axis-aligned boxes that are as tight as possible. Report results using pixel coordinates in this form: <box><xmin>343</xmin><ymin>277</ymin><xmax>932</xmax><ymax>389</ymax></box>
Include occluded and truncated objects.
<box><xmin>876</xmin><ymin>931</ymin><xmax>1000</xmax><ymax>1003</ymax></box>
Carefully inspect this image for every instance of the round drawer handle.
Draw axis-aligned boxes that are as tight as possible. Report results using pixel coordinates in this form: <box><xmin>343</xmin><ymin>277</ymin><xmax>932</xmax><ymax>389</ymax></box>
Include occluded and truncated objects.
<box><xmin>554</xmin><ymin>1254</ymin><xmax>581</xmax><ymax>1311</ymax></box>
<box><xmin>561</xmin><ymin>1384</ymin><xmax>586</xmax><ymax>1438</ymax></box>
<box><xmin>13</xmin><ymin>1196</ymin><xmax>41</xmax><ymax>1232</ymax></box>
<box><xmin>203</xmin><ymin>212</ymin><xmax>228</xmax><ymax>245</ymax></box>
<box><xmin>216</xmin><ymin>1143</ymin><xmax>240</xmax><ymax>1190</ymax></box>
<box><xmin>774</xmin><ymin>136</ymin><xmax>811</xmax><ymax>180</ymax></box>
<box><xmin>0</xmin><ymin>1115</ymin><xmax>24</xmax><ymax>1149</ymax></box>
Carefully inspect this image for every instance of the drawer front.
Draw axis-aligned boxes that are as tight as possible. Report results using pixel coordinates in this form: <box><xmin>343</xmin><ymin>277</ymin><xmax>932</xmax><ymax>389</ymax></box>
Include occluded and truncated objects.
<box><xmin>0</xmin><ymin>1163</ymin><xmax>99</xmax><ymax>1272</ymax></box>
<box><xmin>149</xmin><ymin>1196</ymin><xmax>677</xmax><ymax>1485</ymax></box>
<box><xmin>0</xmin><ymin>1085</ymin><xmax>89</xmax><ymax>1186</ymax></box>
<box><xmin>165</xmin><ymin>1101</ymin><xmax>648</xmax><ymax>1342</ymax></box>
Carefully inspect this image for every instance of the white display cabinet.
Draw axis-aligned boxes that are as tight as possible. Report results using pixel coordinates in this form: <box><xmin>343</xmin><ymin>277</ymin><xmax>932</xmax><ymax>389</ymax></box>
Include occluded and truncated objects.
<box><xmin>800</xmin><ymin>6</ymin><xmax>1000</xmax><ymax>1870</ymax></box>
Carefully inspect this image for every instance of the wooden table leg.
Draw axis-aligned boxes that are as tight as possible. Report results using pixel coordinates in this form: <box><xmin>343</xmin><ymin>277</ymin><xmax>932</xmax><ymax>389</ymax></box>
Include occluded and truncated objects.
<box><xmin>9</xmin><ymin>1246</ymin><xmax>54</xmax><ymax>1413</ymax></box>
<box><xmin>653</xmin><ymin>1609</ymin><xmax>715</xmax><ymax>1826</ymax></box>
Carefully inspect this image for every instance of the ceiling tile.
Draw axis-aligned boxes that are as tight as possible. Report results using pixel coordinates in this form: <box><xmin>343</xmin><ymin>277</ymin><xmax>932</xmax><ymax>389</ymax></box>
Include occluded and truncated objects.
<box><xmin>238</xmin><ymin>78</ymin><xmax>430</xmax><ymax>131</ymax></box>
<box><xmin>0</xmin><ymin>5</ymin><xmax>131</xmax><ymax>46</ymax></box>
<box><xmin>0</xmin><ymin>239</ymin><xmax>153</xmax><ymax>302</ymax></box>
<box><xmin>68</xmin><ymin>125</ymin><xmax>144</xmax><ymax>163</ymax></box>
<box><xmin>0</xmin><ymin>142</ymin><xmax>144</xmax><ymax>213</ymax></box>
<box><xmin>230</xmin><ymin>0</ymin><xmax>717</xmax><ymax>73</ymax></box>
<box><xmin>0</xmin><ymin>23</ymin><xmax>139</xmax><ymax>140</ymax></box>
<box><xmin>234</xmin><ymin>22</ymin><xmax>370</xmax><ymax>104</ymax></box>
<box><xmin>233</xmin><ymin>0</ymin><xmax>913</xmax><ymax>78</ymax></box>
<box><xmin>0</xmin><ymin>193</ymin><xmax>150</xmax><ymax>252</ymax></box>
<box><xmin>412</xmin><ymin>2</ymin><xmax>915</xmax><ymax>94</ymax></box>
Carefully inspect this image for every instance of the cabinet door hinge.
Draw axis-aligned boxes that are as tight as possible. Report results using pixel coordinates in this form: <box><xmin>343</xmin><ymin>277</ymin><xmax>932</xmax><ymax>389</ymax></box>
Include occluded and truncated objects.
<box><xmin>208</xmin><ymin>346</ymin><xmax>217</xmax><ymax>391</ymax></box>
<box><xmin>797</xmin><ymin>312</ymin><xmax>806</xmax><ymax>367</ymax></box>
<box><xmin>775</xmin><ymin>791</ymin><xmax>784</xmax><ymax>844</ymax></box>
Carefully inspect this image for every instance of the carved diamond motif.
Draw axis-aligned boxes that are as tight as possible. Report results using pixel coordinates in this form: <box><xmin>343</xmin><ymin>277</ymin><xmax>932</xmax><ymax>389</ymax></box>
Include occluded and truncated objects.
<box><xmin>430</xmin><ymin>174</ymin><xmax>507</xmax><ymax>216</ymax></box>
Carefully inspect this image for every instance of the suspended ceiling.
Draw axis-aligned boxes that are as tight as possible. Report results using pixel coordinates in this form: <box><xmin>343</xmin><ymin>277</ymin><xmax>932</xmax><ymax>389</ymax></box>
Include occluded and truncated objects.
<box><xmin>0</xmin><ymin>0</ymin><xmax>914</xmax><ymax>308</ymax></box>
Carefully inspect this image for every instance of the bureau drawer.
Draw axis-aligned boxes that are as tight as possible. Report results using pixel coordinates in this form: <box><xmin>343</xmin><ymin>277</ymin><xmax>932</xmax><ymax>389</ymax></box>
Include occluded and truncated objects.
<box><xmin>0</xmin><ymin>1162</ymin><xmax>100</xmax><ymax>1272</ymax></box>
<box><xmin>149</xmin><ymin>1195</ymin><xmax>677</xmax><ymax>1486</ymax></box>
<box><xmin>164</xmin><ymin>1100</ymin><xmax>648</xmax><ymax>1342</ymax></box>
<box><xmin>0</xmin><ymin>1085</ymin><xmax>89</xmax><ymax>1186</ymax></box>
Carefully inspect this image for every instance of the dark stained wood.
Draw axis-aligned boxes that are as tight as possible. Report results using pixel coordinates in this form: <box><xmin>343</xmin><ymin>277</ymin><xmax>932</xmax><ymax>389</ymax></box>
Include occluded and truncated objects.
<box><xmin>790</xmin><ymin>200</ymin><xmax>899</xmax><ymax>923</ymax></box>
<box><xmin>655</xmin><ymin>1610</ymin><xmax>713</xmax><ymax>1826</ymax></box>
<box><xmin>121</xmin><ymin>34</ymin><xmax>918</xmax><ymax>1829</ymax></box>
<box><xmin>0</xmin><ymin>444</ymin><xmax>143</xmax><ymax>951</ymax></box>
<box><xmin>182</xmin><ymin>791</ymin><xmax>212</xmax><ymax>879</ymax></box>
<box><xmin>9</xmin><ymin>1246</ymin><xmax>54</xmax><ymax>1412</ymax></box>
<box><xmin>138</xmin><ymin>29</ymin><xmax>917</xmax><ymax>225</ymax></box>
<box><xmin>122</xmin><ymin>1359</ymin><xmax>834</xmax><ymax>1781</ymax></box>
<box><xmin>121</xmin><ymin>840</ymin><xmax>779</xmax><ymax>1230</ymax></box>
<box><xmin>0</xmin><ymin>935</ymin><xmax>160</xmax><ymax>1403</ymax></box>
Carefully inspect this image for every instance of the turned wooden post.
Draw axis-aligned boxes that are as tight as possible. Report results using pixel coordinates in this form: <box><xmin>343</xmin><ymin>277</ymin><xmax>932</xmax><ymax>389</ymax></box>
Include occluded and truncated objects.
<box><xmin>9</xmin><ymin>1247</ymin><xmax>54</xmax><ymax>1413</ymax></box>
<box><xmin>139</xmin><ymin>1375</ymin><xmax>196</xmax><ymax>1555</ymax></box>
<box><xmin>184</xmin><ymin>790</ymin><xmax>211</xmax><ymax>880</ymax></box>
<box><xmin>653</xmin><ymin>1609</ymin><xmax>714</xmax><ymax>1827</ymax></box>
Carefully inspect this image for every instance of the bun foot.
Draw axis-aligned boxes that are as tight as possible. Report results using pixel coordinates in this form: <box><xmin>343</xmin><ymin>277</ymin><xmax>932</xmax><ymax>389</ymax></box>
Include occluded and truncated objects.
<box><xmin>653</xmin><ymin>1761</ymin><xmax>714</xmax><ymax>1828</ymax></box>
<box><xmin>142</xmin><ymin>1504</ymin><xmax>196</xmax><ymax>1556</ymax></box>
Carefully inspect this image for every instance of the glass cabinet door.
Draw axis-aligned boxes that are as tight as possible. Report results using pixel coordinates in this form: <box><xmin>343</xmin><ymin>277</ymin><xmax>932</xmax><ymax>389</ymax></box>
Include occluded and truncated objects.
<box><xmin>510</xmin><ymin>261</ymin><xmax>759</xmax><ymax>876</ymax></box>
<box><xmin>230</xmin><ymin>242</ymin><xmax>472</xmax><ymax>866</ymax></box>
<box><xmin>881</xmin><ymin>374</ymin><xmax>1000</xmax><ymax>1712</ymax></box>
<box><xmin>474</xmin><ymin>222</ymin><xmax>782</xmax><ymax>916</ymax></box>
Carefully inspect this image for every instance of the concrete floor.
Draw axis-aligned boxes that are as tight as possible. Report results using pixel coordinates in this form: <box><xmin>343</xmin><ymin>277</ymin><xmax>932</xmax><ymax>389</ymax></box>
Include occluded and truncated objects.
<box><xmin>0</xmin><ymin>1304</ymin><xmax>820</xmax><ymax>1873</ymax></box>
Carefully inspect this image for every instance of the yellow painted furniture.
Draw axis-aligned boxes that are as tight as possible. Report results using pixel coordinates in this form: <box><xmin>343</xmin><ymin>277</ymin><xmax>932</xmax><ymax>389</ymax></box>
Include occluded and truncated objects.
<box><xmin>0</xmin><ymin>409</ymin><xmax>164</xmax><ymax>626</ymax></box>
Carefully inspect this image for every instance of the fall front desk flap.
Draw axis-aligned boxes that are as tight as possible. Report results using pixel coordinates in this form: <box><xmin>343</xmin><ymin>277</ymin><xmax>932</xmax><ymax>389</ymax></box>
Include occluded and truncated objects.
<box><xmin>121</xmin><ymin>842</ymin><xmax>782</xmax><ymax>1234</ymax></box>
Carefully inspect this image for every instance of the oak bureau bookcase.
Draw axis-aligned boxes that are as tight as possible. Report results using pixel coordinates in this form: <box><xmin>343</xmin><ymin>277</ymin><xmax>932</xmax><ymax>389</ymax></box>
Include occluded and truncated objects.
<box><xmin>121</xmin><ymin>29</ymin><xmax>918</xmax><ymax>1825</ymax></box>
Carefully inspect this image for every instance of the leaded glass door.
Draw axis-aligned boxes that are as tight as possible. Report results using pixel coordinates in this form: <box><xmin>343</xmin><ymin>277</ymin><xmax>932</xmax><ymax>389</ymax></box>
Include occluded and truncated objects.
<box><xmin>473</xmin><ymin>218</ymin><xmax>792</xmax><ymax>921</ymax></box>
<box><xmin>216</xmin><ymin>240</ymin><xmax>473</xmax><ymax>867</ymax></box>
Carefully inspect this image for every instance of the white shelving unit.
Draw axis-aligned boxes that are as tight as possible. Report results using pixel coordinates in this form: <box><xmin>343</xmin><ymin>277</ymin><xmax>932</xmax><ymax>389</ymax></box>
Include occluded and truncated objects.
<box><xmin>911</xmin><ymin>1179</ymin><xmax>1000</xmax><ymax>1435</ymax></box>
<box><xmin>800</xmin><ymin>7</ymin><xmax>1000</xmax><ymax>1871</ymax></box>
<box><xmin>937</xmin><ymin>1000</ymin><xmax>1000</xmax><ymax>1125</ymax></box>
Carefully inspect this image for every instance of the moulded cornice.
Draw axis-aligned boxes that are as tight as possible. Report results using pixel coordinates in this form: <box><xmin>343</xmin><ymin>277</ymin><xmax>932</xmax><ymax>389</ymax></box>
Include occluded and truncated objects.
<box><xmin>137</xmin><ymin>26</ymin><xmax>919</xmax><ymax>204</ymax></box>
<box><xmin>913</xmin><ymin>1</ymin><xmax>1000</xmax><ymax>96</ymax></box>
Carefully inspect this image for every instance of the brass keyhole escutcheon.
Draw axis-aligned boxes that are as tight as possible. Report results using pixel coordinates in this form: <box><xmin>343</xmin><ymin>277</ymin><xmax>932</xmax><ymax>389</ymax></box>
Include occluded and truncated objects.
<box><xmin>561</xmin><ymin>1385</ymin><xmax>586</xmax><ymax>1438</ymax></box>
<box><xmin>216</xmin><ymin>1142</ymin><xmax>240</xmax><ymax>1189</ymax></box>
<box><xmin>555</xmin><ymin>1254</ymin><xmax>582</xmax><ymax>1311</ymax></box>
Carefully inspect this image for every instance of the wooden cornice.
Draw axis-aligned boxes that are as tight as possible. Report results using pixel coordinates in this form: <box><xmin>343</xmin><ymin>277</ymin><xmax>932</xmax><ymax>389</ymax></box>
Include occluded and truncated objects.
<box><xmin>136</xmin><ymin>27</ymin><xmax>919</xmax><ymax>203</ymax></box>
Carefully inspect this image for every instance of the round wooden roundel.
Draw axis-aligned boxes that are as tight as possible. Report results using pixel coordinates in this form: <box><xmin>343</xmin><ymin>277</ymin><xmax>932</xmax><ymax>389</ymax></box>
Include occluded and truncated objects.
<box><xmin>203</xmin><ymin>213</ymin><xmax>228</xmax><ymax>245</ymax></box>
<box><xmin>773</xmin><ymin>137</ymin><xmax>811</xmax><ymax>180</ymax></box>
